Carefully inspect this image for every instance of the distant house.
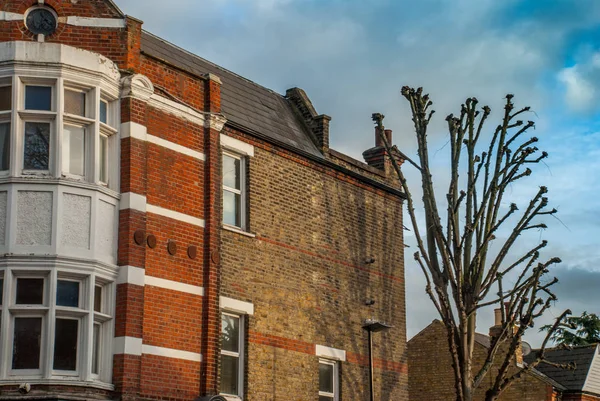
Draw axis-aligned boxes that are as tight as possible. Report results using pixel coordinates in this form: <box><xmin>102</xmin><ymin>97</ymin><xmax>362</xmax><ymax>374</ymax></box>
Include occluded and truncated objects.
<box><xmin>408</xmin><ymin>319</ymin><xmax>564</xmax><ymax>401</ymax></box>
<box><xmin>526</xmin><ymin>344</ymin><xmax>600</xmax><ymax>401</ymax></box>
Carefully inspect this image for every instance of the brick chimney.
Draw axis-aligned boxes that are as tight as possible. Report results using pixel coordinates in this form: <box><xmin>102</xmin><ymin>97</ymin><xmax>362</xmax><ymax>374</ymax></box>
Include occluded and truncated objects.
<box><xmin>363</xmin><ymin>126</ymin><xmax>403</xmax><ymax>176</ymax></box>
<box><xmin>285</xmin><ymin>87</ymin><xmax>331</xmax><ymax>153</ymax></box>
<box><xmin>489</xmin><ymin>303</ymin><xmax>523</xmax><ymax>366</ymax></box>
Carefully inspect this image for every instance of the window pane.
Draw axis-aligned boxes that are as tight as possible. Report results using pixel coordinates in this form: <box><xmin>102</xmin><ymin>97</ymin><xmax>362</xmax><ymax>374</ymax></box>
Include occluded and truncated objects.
<box><xmin>12</xmin><ymin>317</ymin><xmax>42</xmax><ymax>369</ymax></box>
<box><xmin>53</xmin><ymin>318</ymin><xmax>78</xmax><ymax>371</ymax></box>
<box><xmin>64</xmin><ymin>90</ymin><xmax>85</xmax><ymax>116</ymax></box>
<box><xmin>99</xmin><ymin>100</ymin><xmax>108</xmax><ymax>124</ymax></box>
<box><xmin>99</xmin><ymin>134</ymin><xmax>108</xmax><ymax>183</ymax></box>
<box><xmin>64</xmin><ymin>125</ymin><xmax>85</xmax><ymax>176</ymax></box>
<box><xmin>0</xmin><ymin>86</ymin><xmax>11</xmax><ymax>111</ymax></box>
<box><xmin>223</xmin><ymin>190</ymin><xmax>241</xmax><ymax>227</ymax></box>
<box><xmin>319</xmin><ymin>363</ymin><xmax>334</xmax><ymax>393</ymax></box>
<box><xmin>223</xmin><ymin>155</ymin><xmax>241</xmax><ymax>189</ymax></box>
<box><xmin>24</xmin><ymin>122</ymin><xmax>50</xmax><ymax>170</ymax></box>
<box><xmin>221</xmin><ymin>314</ymin><xmax>239</xmax><ymax>353</ymax></box>
<box><xmin>25</xmin><ymin>86</ymin><xmax>52</xmax><ymax>111</ymax></box>
<box><xmin>92</xmin><ymin>323</ymin><xmax>100</xmax><ymax>374</ymax></box>
<box><xmin>0</xmin><ymin>122</ymin><xmax>9</xmax><ymax>170</ymax></box>
<box><xmin>16</xmin><ymin>278</ymin><xmax>44</xmax><ymax>304</ymax></box>
<box><xmin>56</xmin><ymin>280</ymin><xmax>79</xmax><ymax>307</ymax></box>
<box><xmin>220</xmin><ymin>354</ymin><xmax>239</xmax><ymax>395</ymax></box>
<box><xmin>0</xmin><ymin>278</ymin><xmax>3</xmax><ymax>305</ymax></box>
<box><xmin>94</xmin><ymin>285</ymin><xmax>102</xmax><ymax>312</ymax></box>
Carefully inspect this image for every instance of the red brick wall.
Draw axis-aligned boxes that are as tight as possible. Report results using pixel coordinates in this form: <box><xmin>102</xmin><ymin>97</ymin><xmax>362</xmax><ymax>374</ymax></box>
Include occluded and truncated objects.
<box><xmin>0</xmin><ymin>0</ymin><xmax>138</xmax><ymax>68</ymax></box>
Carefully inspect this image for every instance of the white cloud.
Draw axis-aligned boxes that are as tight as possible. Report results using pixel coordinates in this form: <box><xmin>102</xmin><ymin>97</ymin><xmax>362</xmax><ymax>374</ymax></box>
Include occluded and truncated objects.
<box><xmin>559</xmin><ymin>65</ymin><xmax>597</xmax><ymax>112</ymax></box>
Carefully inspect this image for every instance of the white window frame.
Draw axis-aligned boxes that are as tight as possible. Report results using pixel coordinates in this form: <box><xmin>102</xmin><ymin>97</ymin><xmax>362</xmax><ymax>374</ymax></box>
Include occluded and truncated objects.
<box><xmin>220</xmin><ymin>311</ymin><xmax>245</xmax><ymax>398</ymax></box>
<box><xmin>222</xmin><ymin>151</ymin><xmax>247</xmax><ymax>231</ymax></box>
<box><xmin>62</xmin><ymin>85</ymin><xmax>94</xmax><ymax>181</ymax></box>
<box><xmin>0</xmin><ymin>79</ymin><xmax>11</xmax><ymax>174</ymax></box>
<box><xmin>319</xmin><ymin>359</ymin><xmax>339</xmax><ymax>401</ymax></box>
<box><xmin>0</xmin><ymin>267</ymin><xmax>114</xmax><ymax>384</ymax></box>
<box><xmin>0</xmin><ymin>73</ymin><xmax>119</xmax><ymax>190</ymax></box>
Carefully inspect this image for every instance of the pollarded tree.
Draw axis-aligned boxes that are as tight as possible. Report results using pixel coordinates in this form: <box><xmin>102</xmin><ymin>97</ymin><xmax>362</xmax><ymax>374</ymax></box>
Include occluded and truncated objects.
<box><xmin>373</xmin><ymin>88</ymin><xmax>570</xmax><ymax>401</ymax></box>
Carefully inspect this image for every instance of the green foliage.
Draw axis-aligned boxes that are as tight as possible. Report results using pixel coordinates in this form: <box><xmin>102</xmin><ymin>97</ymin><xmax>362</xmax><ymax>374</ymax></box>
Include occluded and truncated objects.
<box><xmin>541</xmin><ymin>311</ymin><xmax>600</xmax><ymax>346</ymax></box>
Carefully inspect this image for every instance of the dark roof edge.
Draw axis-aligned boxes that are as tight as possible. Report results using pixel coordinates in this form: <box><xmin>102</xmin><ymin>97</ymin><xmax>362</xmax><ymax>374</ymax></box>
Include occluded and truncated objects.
<box><xmin>106</xmin><ymin>0</ymin><xmax>126</xmax><ymax>17</ymax></box>
<box><xmin>527</xmin><ymin>366</ymin><xmax>568</xmax><ymax>391</ymax></box>
<box><xmin>329</xmin><ymin>149</ymin><xmax>387</xmax><ymax>179</ymax></box>
<box><xmin>140</xmin><ymin>50</ymin><xmax>208</xmax><ymax>82</ymax></box>
<box><xmin>226</xmin><ymin>120</ymin><xmax>406</xmax><ymax>199</ymax></box>
<box><xmin>141</xmin><ymin>30</ymin><xmax>283</xmax><ymax>98</ymax></box>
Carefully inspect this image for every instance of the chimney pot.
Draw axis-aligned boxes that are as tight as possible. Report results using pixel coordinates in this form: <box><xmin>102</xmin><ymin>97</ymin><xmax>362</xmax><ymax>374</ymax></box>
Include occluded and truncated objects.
<box><xmin>384</xmin><ymin>129</ymin><xmax>392</xmax><ymax>144</ymax></box>
<box><xmin>494</xmin><ymin>308</ymin><xmax>502</xmax><ymax>326</ymax></box>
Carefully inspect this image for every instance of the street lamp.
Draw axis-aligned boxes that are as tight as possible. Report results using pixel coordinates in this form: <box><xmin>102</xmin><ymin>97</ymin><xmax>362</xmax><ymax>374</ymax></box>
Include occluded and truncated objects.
<box><xmin>362</xmin><ymin>319</ymin><xmax>392</xmax><ymax>401</ymax></box>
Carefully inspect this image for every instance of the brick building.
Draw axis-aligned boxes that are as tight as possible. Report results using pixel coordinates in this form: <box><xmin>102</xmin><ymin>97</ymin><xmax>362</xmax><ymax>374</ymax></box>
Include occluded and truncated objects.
<box><xmin>408</xmin><ymin>319</ymin><xmax>600</xmax><ymax>401</ymax></box>
<box><xmin>0</xmin><ymin>1</ymin><xmax>407</xmax><ymax>400</ymax></box>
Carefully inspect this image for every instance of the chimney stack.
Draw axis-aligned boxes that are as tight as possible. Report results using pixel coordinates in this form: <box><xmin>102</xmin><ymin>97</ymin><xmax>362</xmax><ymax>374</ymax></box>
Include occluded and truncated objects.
<box><xmin>363</xmin><ymin>124</ymin><xmax>403</xmax><ymax>175</ymax></box>
<box><xmin>489</xmin><ymin>303</ymin><xmax>523</xmax><ymax>366</ymax></box>
<box><xmin>285</xmin><ymin>87</ymin><xmax>331</xmax><ymax>154</ymax></box>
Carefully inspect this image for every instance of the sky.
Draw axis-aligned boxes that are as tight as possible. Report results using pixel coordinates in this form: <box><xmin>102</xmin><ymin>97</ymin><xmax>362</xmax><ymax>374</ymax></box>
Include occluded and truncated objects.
<box><xmin>116</xmin><ymin>0</ymin><xmax>600</xmax><ymax>347</ymax></box>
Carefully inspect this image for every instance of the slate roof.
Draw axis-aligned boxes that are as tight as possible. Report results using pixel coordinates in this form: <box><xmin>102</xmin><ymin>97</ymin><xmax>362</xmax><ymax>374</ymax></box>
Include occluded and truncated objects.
<box><xmin>140</xmin><ymin>31</ymin><xmax>323</xmax><ymax>159</ymax></box>
<box><xmin>524</xmin><ymin>344</ymin><xmax>598</xmax><ymax>391</ymax></box>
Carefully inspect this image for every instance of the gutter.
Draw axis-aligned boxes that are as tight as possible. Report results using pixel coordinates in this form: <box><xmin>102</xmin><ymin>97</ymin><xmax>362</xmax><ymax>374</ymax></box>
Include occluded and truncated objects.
<box><xmin>226</xmin><ymin>120</ymin><xmax>406</xmax><ymax>200</ymax></box>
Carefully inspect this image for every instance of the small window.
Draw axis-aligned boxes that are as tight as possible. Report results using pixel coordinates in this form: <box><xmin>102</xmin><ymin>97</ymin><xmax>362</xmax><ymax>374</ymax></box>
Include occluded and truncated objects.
<box><xmin>25</xmin><ymin>86</ymin><xmax>52</xmax><ymax>111</ymax></box>
<box><xmin>53</xmin><ymin>318</ymin><xmax>78</xmax><ymax>371</ymax></box>
<box><xmin>63</xmin><ymin>125</ymin><xmax>86</xmax><ymax>176</ymax></box>
<box><xmin>94</xmin><ymin>285</ymin><xmax>102</xmax><ymax>313</ymax></box>
<box><xmin>16</xmin><ymin>278</ymin><xmax>44</xmax><ymax>305</ymax></box>
<box><xmin>0</xmin><ymin>122</ymin><xmax>10</xmax><ymax>171</ymax></box>
<box><xmin>319</xmin><ymin>360</ymin><xmax>339</xmax><ymax>401</ymax></box>
<box><xmin>23</xmin><ymin>122</ymin><xmax>50</xmax><ymax>170</ymax></box>
<box><xmin>92</xmin><ymin>323</ymin><xmax>101</xmax><ymax>374</ymax></box>
<box><xmin>0</xmin><ymin>86</ymin><xmax>11</xmax><ymax>111</ymax></box>
<box><xmin>99</xmin><ymin>134</ymin><xmax>109</xmax><ymax>184</ymax></box>
<box><xmin>12</xmin><ymin>317</ymin><xmax>42</xmax><ymax>370</ymax></box>
<box><xmin>64</xmin><ymin>90</ymin><xmax>85</xmax><ymax>117</ymax></box>
<box><xmin>221</xmin><ymin>313</ymin><xmax>243</xmax><ymax>396</ymax></box>
<box><xmin>99</xmin><ymin>100</ymin><xmax>108</xmax><ymax>124</ymax></box>
<box><xmin>223</xmin><ymin>153</ymin><xmax>245</xmax><ymax>229</ymax></box>
<box><xmin>56</xmin><ymin>280</ymin><xmax>80</xmax><ymax>307</ymax></box>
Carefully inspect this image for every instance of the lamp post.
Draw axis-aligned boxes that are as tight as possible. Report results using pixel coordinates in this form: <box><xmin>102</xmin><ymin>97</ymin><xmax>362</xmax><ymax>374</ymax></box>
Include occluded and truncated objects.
<box><xmin>362</xmin><ymin>319</ymin><xmax>392</xmax><ymax>401</ymax></box>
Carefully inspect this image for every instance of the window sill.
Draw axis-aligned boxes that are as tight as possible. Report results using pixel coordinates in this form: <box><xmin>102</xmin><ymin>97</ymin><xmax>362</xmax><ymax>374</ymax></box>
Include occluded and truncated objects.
<box><xmin>0</xmin><ymin>378</ymin><xmax>114</xmax><ymax>391</ymax></box>
<box><xmin>0</xmin><ymin>176</ymin><xmax>120</xmax><ymax>199</ymax></box>
<box><xmin>219</xmin><ymin>395</ymin><xmax>243</xmax><ymax>401</ymax></box>
<box><xmin>222</xmin><ymin>224</ymin><xmax>255</xmax><ymax>238</ymax></box>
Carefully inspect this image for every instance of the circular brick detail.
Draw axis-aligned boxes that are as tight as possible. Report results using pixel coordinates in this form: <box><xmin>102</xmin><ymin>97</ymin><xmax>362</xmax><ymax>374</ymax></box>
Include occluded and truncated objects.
<box><xmin>211</xmin><ymin>250</ymin><xmax>220</xmax><ymax>264</ymax></box>
<box><xmin>167</xmin><ymin>240</ymin><xmax>177</xmax><ymax>256</ymax></box>
<box><xmin>133</xmin><ymin>229</ymin><xmax>145</xmax><ymax>245</ymax></box>
<box><xmin>187</xmin><ymin>245</ymin><xmax>197</xmax><ymax>260</ymax></box>
<box><xmin>147</xmin><ymin>234</ymin><xmax>157</xmax><ymax>249</ymax></box>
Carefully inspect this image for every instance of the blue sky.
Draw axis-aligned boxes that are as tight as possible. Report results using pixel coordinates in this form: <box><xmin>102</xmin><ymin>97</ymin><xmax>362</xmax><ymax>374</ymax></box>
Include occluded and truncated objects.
<box><xmin>116</xmin><ymin>0</ymin><xmax>600</xmax><ymax>346</ymax></box>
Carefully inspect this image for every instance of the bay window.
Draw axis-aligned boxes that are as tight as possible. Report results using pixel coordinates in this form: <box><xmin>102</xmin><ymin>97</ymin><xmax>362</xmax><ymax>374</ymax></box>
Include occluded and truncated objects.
<box><xmin>0</xmin><ymin>75</ymin><xmax>118</xmax><ymax>188</ymax></box>
<box><xmin>0</xmin><ymin>267</ymin><xmax>114</xmax><ymax>383</ymax></box>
